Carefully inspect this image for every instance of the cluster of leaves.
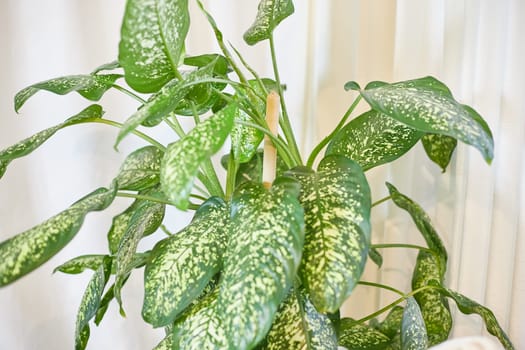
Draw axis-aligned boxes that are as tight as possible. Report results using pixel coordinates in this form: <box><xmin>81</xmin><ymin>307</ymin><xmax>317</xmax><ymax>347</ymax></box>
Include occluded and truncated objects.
<box><xmin>0</xmin><ymin>1</ymin><xmax>513</xmax><ymax>350</ymax></box>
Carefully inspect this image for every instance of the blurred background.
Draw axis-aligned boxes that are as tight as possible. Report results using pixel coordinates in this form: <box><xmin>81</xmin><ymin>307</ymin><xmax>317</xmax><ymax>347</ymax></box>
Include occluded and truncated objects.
<box><xmin>0</xmin><ymin>0</ymin><xmax>523</xmax><ymax>349</ymax></box>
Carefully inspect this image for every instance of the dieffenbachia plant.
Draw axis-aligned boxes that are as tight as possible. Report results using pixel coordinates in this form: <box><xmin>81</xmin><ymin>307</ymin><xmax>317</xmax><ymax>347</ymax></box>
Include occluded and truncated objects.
<box><xmin>0</xmin><ymin>1</ymin><xmax>513</xmax><ymax>349</ymax></box>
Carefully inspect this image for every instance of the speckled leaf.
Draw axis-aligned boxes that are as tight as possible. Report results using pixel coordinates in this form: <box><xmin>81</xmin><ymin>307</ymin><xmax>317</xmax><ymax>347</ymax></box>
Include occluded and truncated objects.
<box><xmin>326</xmin><ymin>110</ymin><xmax>423</xmax><ymax>171</ymax></box>
<box><xmin>107</xmin><ymin>199</ymin><xmax>142</xmax><ymax>255</ymax></box>
<box><xmin>359</xmin><ymin>76</ymin><xmax>493</xmax><ymax>163</ymax></box>
<box><xmin>375</xmin><ymin>306</ymin><xmax>404</xmax><ymax>339</ymax></box>
<box><xmin>54</xmin><ymin>254</ymin><xmax>107</xmax><ymax>275</ymax></box>
<box><xmin>401</xmin><ymin>297</ymin><xmax>428</xmax><ymax>350</ymax></box>
<box><xmin>119</xmin><ymin>0</ymin><xmax>189</xmax><ymax>93</ymax></box>
<box><xmin>94</xmin><ymin>284</ymin><xmax>115</xmax><ymax>325</ymax></box>
<box><xmin>153</xmin><ymin>333</ymin><xmax>173</xmax><ymax>350</ymax></box>
<box><xmin>338</xmin><ymin>318</ymin><xmax>391</xmax><ymax>350</ymax></box>
<box><xmin>244</xmin><ymin>0</ymin><xmax>294</xmax><ymax>45</ymax></box>
<box><xmin>421</xmin><ymin>134</ymin><xmax>457</xmax><ymax>172</ymax></box>
<box><xmin>287</xmin><ymin>155</ymin><xmax>371</xmax><ymax>313</ymax></box>
<box><xmin>115</xmin><ymin>60</ymin><xmax>217</xmax><ymax>147</ymax></box>
<box><xmin>431</xmin><ymin>282</ymin><xmax>514</xmax><ymax>350</ymax></box>
<box><xmin>160</xmin><ymin>104</ymin><xmax>235</xmax><ymax>209</ymax></box>
<box><xmin>0</xmin><ymin>105</ymin><xmax>104</xmax><ymax>179</ymax></box>
<box><xmin>115</xmin><ymin>146</ymin><xmax>163</xmax><ymax>191</ymax></box>
<box><xmin>0</xmin><ymin>184</ymin><xmax>116</xmax><ymax>286</ymax></box>
<box><xmin>114</xmin><ymin>199</ymin><xmax>165</xmax><ymax>309</ymax></box>
<box><xmin>142</xmin><ymin>197</ymin><xmax>229</xmax><ymax>327</ymax></box>
<box><xmin>217</xmin><ymin>180</ymin><xmax>305</xmax><ymax>349</ymax></box>
<box><xmin>262</xmin><ymin>288</ymin><xmax>338</xmax><ymax>349</ymax></box>
<box><xmin>75</xmin><ymin>257</ymin><xmax>111</xmax><ymax>350</ymax></box>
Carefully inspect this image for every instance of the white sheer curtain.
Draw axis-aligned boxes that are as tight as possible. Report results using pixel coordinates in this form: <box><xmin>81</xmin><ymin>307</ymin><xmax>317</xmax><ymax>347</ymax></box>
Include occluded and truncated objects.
<box><xmin>0</xmin><ymin>1</ymin><xmax>523</xmax><ymax>349</ymax></box>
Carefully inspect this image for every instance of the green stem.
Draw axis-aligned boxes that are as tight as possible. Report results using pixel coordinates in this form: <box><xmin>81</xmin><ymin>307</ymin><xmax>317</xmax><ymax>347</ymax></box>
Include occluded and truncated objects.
<box><xmin>225</xmin><ymin>150</ymin><xmax>238</xmax><ymax>200</ymax></box>
<box><xmin>372</xmin><ymin>195</ymin><xmax>392</xmax><ymax>207</ymax></box>
<box><xmin>269</xmin><ymin>35</ymin><xmax>302</xmax><ymax>166</ymax></box>
<box><xmin>357</xmin><ymin>281</ymin><xmax>405</xmax><ymax>297</ymax></box>
<box><xmin>164</xmin><ymin>115</ymin><xmax>186</xmax><ymax>138</ymax></box>
<box><xmin>372</xmin><ymin>243</ymin><xmax>433</xmax><ymax>254</ymax></box>
<box><xmin>112</xmin><ymin>84</ymin><xmax>147</xmax><ymax>104</ymax></box>
<box><xmin>190</xmin><ymin>193</ymin><xmax>208</xmax><ymax>202</ymax></box>
<box><xmin>230</xmin><ymin>44</ymin><xmax>269</xmax><ymax>96</ymax></box>
<box><xmin>306</xmin><ymin>95</ymin><xmax>362</xmax><ymax>168</ymax></box>
<box><xmin>116</xmin><ymin>191</ymin><xmax>199</xmax><ymax>210</ymax></box>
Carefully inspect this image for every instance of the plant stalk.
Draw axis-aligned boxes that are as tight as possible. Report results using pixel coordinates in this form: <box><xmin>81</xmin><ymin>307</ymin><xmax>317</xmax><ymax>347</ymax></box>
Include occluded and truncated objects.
<box><xmin>263</xmin><ymin>91</ymin><xmax>280</xmax><ymax>189</ymax></box>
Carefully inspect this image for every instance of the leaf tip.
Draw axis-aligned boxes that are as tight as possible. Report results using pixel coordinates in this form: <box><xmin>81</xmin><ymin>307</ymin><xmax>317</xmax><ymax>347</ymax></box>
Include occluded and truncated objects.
<box><xmin>344</xmin><ymin>81</ymin><xmax>361</xmax><ymax>91</ymax></box>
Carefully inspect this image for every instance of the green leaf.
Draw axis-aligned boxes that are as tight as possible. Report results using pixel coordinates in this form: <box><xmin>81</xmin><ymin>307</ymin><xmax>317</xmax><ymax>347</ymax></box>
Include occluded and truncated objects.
<box><xmin>375</xmin><ymin>306</ymin><xmax>404</xmax><ymax>339</ymax></box>
<box><xmin>75</xmin><ymin>256</ymin><xmax>111</xmax><ymax>350</ymax></box>
<box><xmin>153</xmin><ymin>333</ymin><xmax>173</xmax><ymax>350</ymax></box>
<box><xmin>15</xmin><ymin>75</ymin><xmax>120</xmax><ymax>112</ymax></box>
<box><xmin>114</xmin><ymin>146</ymin><xmax>164</xmax><ymax>191</ymax></box>
<box><xmin>262</xmin><ymin>288</ymin><xmax>338</xmax><ymax>349</ymax></box>
<box><xmin>287</xmin><ymin>155</ymin><xmax>371</xmax><ymax>313</ymax></box>
<box><xmin>0</xmin><ymin>105</ymin><xmax>104</xmax><ymax>179</ymax></box>
<box><xmin>94</xmin><ymin>284</ymin><xmax>115</xmax><ymax>326</ymax></box>
<box><xmin>421</xmin><ymin>134</ymin><xmax>457</xmax><ymax>172</ymax></box>
<box><xmin>338</xmin><ymin>318</ymin><xmax>391</xmax><ymax>350</ymax></box>
<box><xmin>183</xmin><ymin>54</ymin><xmax>230</xmax><ymax>74</ymax></box>
<box><xmin>0</xmin><ymin>184</ymin><xmax>116</xmax><ymax>286</ymax></box>
<box><xmin>401</xmin><ymin>297</ymin><xmax>428</xmax><ymax>350</ymax></box>
<box><xmin>243</xmin><ymin>0</ymin><xmax>295</xmax><ymax>45</ymax></box>
<box><xmin>368</xmin><ymin>247</ymin><xmax>383</xmax><ymax>268</ymax></box>
<box><xmin>326</xmin><ymin>110</ymin><xmax>423</xmax><ymax>171</ymax></box>
<box><xmin>160</xmin><ymin>104</ymin><xmax>235</xmax><ymax>209</ymax></box>
<box><xmin>359</xmin><ymin>76</ymin><xmax>494</xmax><ymax>163</ymax></box>
<box><xmin>119</xmin><ymin>0</ymin><xmax>189</xmax><ymax>93</ymax></box>
<box><xmin>54</xmin><ymin>254</ymin><xmax>107</xmax><ymax>275</ymax></box>
<box><xmin>217</xmin><ymin>180</ymin><xmax>305</xmax><ymax>349</ymax></box>
<box><xmin>142</xmin><ymin>197</ymin><xmax>229</xmax><ymax>327</ymax></box>
<box><xmin>91</xmin><ymin>60</ymin><xmax>121</xmax><ymax>74</ymax></box>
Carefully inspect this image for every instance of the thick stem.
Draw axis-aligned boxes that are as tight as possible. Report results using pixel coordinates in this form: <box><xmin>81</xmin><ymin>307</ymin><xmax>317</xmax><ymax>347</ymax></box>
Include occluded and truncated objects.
<box><xmin>263</xmin><ymin>91</ymin><xmax>280</xmax><ymax>189</ymax></box>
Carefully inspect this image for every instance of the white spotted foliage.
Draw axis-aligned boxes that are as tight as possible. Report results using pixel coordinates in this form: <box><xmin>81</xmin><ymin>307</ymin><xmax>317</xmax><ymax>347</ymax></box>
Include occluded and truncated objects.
<box><xmin>244</xmin><ymin>0</ymin><xmax>295</xmax><ymax>45</ymax></box>
<box><xmin>337</xmin><ymin>318</ymin><xmax>392</xmax><ymax>349</ymax></box>
<box><xmin>115</xmin><ymin>146</ymin><xmax>164</xmax><ymax>191</ymax></box>
<box><xmin>421</xmin><ymin>134</ymin><xmax>457</xmax><ymax>172</ymax></box>
<box><xmin>401</xmin><ymin>297</ymin><xmax>428</xmax><ymax>350</ymax></box>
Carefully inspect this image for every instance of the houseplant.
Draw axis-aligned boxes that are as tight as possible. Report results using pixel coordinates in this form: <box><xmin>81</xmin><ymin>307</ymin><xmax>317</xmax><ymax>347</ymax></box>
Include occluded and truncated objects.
<box><xmin>0</xmin><ymin>0</ymin><xmax>514</xmax><ymax>349</ymax></box>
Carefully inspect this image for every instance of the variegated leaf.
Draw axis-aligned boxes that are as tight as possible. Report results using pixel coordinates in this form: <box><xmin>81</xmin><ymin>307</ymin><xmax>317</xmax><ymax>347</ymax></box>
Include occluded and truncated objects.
<box><xmin>262</xmin><ymin>288</ymin><xmax>338</xmax><ymax>349</ymax></box>
<box><xmin>107</xmin><ymin>199</ymin><xmax>141</xmax><ymax>255</ymax></box>
<box><xmin>75</xmin><ymin>257</ymin><xmax>111</xmax><ymax>350</ymax></box>
<box><xmin>94</xmin><ymin>284</ymin><xmax>115</xmax><ymax>325</ymax></box>
<box><xmin>142</xmin><ymin>197</ymin><xmax>229</xmax><ymax>327</ymax></box>
<box><xmin>153</xmin><ymin>333</ymin><xmax>173</xmax><ymax>350</ymax></box>
<box><xmin>115</xmin><ymin>146</ymin><xmax>163</xmax><ymax>191</ymax></box>
<box><xmin>54</xmin><ymin>254</ymin><xmax>107</xmax><ymax>275</ymax></box>
<box><xmin>119</xmin><ymin>0</ymin><xmax>189</xmax><ymax>93</ymax></box>
<box><xmin>0</xmin><ymin>105</ymin><xmax>104</xmax><ymax>179</ymax></box>
<box><xmin>114</xmin><ymin>199</ymin><xmax>165</xmax><ymax>309</ymax></box>
<box><xmin>14</xmin><ymin>75</ymin><xmax>120</xmax><ymax>112</ymax></box>
<box><xmin>217</xmin><ymin>179</ymin><xmax>305</xmax><ymax>349</ymax></box>
<box><xmin>421</xmin><ymin>134</ymin><xmax>457</xmax><ymax>172</ymax></box>
<box><xmin>0</xmin><ymin>184</ymin><xmax>116</xmax><ymax>286</ymax></box>
<box><xmin>287</xmin><ymin>155</ymin><xmax>371</xmax><ymax>313</ymax></box>
<box><xmin>338</xmin><ymin>318</ymin><xmax>391</xmax><ymax>350</ymax></box>
<box><xmin>354</xmin><ymin>76</ymin><xmax>493</xmax><ymax>163</ymax></box>
<box><xmin>244</xmin><ymin>0</ymin><xmax>295</xmax><ymax>45</ymax></box>
<box><xmin>401</xmin><ymin>297</ymin><xmax>428</xmax><ymax>350</ymax></box>
<box><xmin>375</xmin><ymin>306</ymin><xmax>404</xmax><ymax>339</ymax></box>
<box><xmin>160</xmin><ymin>104</ymin><xmax>235</xmax><ymax>209</ymax></box>
<box><xmin>326</xmin><ymin>110</ymin><xmax>423</xmax><ymax>171</ymax></box>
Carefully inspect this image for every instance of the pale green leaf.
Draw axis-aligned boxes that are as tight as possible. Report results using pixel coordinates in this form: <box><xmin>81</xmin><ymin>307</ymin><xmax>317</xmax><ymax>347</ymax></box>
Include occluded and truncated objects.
<box><xmin>119</xmin><ymin>0</ymin><xmax>189</xmax><ymax>92</ymax></box>
<box><xmin>115</xmin><ymin>146</ymin><xmax>163</xmax><ymax>191</ymax></box>
<box><xmin>401</xmin><ymin>297</ymin><xmax>428</xmax><ymax>350</ymax></box>
<box><xmin>421</xmin><ymin>134</ymin><xmax>457</xmax><ymax>172</ymax></box>
<box><xmin>287</xmin><ymin>155</ymin><xmax>371</xmax><ymax>313</ymax></box>
<box><xmin>359</xmin><ymin>76</ymin><xmax>494</xmax><ymax>163</ymax></box>
<box><xmin>375</xmin><ymin>306</ymin><xmax>404</xmax><ymax>339</ymax></box>
<box><xmin>244</xmin><ymin>0</ymin><xmax>295</xmax><ymax>45</ymax></box>
<box><xmin>160</xmin><ymin>104</ymin><xmax>235</xmax><ymax>209</ymax></box>
<box><xmin>152</xmin><ymin>333</ymin><xmax>172</xmax><ymax>350</ymax></box>
<box><xmin>326</xmin><ymin>110</ymin><xmax>423</xmax><ymax>171</ymax></box>
<box><xmin>54</xmin><ymin>254</ymin><xmax>107</xmax><ymax>275</ymax></box>
<box><xmin>338</xmin><ymin>318</ymin><xmax>391</xmax><ymax>350</ymax></box>
<box><xmin>91</xmin><ymin>60</ymin><xmax>121</xmax><ymax>74</ymax></box>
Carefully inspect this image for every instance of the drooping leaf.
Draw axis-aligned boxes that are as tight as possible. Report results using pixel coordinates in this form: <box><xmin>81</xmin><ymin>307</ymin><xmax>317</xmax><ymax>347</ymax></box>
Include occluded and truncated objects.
<box><xmin>244</xmin><ymin>0</ymin><xmax>295</xmax><ymax>45</ymax></box>
<box><xmin>14</xmin><ymin>75</ymin><xmax>120</xmax><ymax>112</ymax></box>
<box><xmin>0</xmin><ymin>105</ymin><xmax>104</xmax><ymax>179</ymax></box>
<box><xmin>421</xmin><ymin>134</ymin><xmax>457</xmax><ymax>172</ymax></box>
<box><xmin>91</xmin><ymin>60</ymin><xmax>121</xmax><ymax>74</ymax></box>
<box><xmin>358</xmin><ymin>76</ymin><xmax>493</xmax><ymax>163</ymax></box>
<box><xmin>401</xmin><ymin>297</ymin><xmax>428</xmax><ymax>350</ymax></box>
<box><xmin>160</xmin><ymin>104</ymin><xmax>235</xmax><ymax>209</ymax></box>
<box><xmin>142</xmin><ymin>197</ymin><xmax>229</xmax><ymax>327</ymax></box>
<box><xmin>114</xmin><ymin>146</ymin><xmax>164</xmax><ymax>191</ymax></box>
<box><xmin>217</xmin><ymin>179</ymin><xmax>305</xmax><ymax>349</ymax></box>
<box><xmin>0</xmin><ymin>184</ymin><xmax>116</xmax><ymax>286</ymax></box>
<box><xmin>326</xmin><ymin>110</ymin><xmax>423</xmax><ymax>171</ymax></box>
<box><xmin>75</xmin><ymin>256</ymin><xmax>111</xmax><ymax>350</ymax></box>
<box><xmin>375</xmin><ymin>306</ymin><xmax>404</xmax><ymax>339</ymax></box>
<box><xmin>94</xmin><ymin>284</ymin><xmax>115</xmax><ymax>326</ymax></box>
<box><xmin>287</xmin><ymin>155</ymin><xmax>371</xmax><ymax>313</ymax></box>
<box><xmin>338</xmin><ymin>318</ymin><xmax>391</xmax><ymax>350</ymax></box>
<box><xmin>262</xmin><ymin>288</ymin><xmax>338</xmax><ymax>349</ymax></box>
<box><xmin>119</xmin><ymin>0</ymin><xmax>189</xmax><ymax>93</ymax></box>
<box><xmin>368</xmin><ymin>247</ymin><xmax>383</xmax><ymax>268</ymax></box>
<box><xmin>54</xmin><ymin>254</ymin><xmax>107</xmax><ymax>275</ymax></box>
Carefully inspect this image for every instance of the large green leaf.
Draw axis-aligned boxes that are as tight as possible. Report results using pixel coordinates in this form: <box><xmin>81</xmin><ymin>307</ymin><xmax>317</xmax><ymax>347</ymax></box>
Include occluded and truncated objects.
<box><xmin>375</xmin><ymin>306</ymin><xmax>404</xmax><ymax>339</ymax></box>
<box><xmin>114</xmin><ymin>146</ymin><xmax>164</xmax><ymax>191</ymax></box>
<box><xmin>421</xmin><ymin>134</ymin><xmax>457</xmax><ymax>172</ymax></box>
<box><xmin>160</xmin><ymin>104</ymin><xmax>235</xmax><ymax>209</ymax></box>
<box><xmin>401</xmin><ymin>297</ymin><xmax>428</xmax><ymax>350</ymax></box>
<box><xmin>217</xmin><ymin>179</ymin><xmax>305</xmax><ymax>349</ymax></box>
<box><xmin>0</xmin><ymin>184</ymin><xmax>116</xmax><ymax>286</ymax></box>
<box><xmin>262</xmin><ymin>288</ymin><xmax>338</xmax><ymax>349</ymax></box>
<box><xmin>337</xmin><ymin>318</ymin><xmax>391</xmax><ymax>350</ymax></box>
<box><xmin>352</xmin><ymin>77</ymin><xmax>493</xmax><ymax>163</ymax></box>
<box><xmin>54</xmin><ymin>254</ymin><xmax>107</xmax><ymax>275</ymax></box>
<box><xmin>287</xmin><ymin>155</ymin><xmax>371</xmax><ymax>313</ymax></box>
<box><xmin>0</xmin><ymin>105</ymin><xmax>104</xmax><ymax>179</ymax></box>
<box><xmin>75</xmin><ymin>257</ymin><xmax>111</xmax><ymax>350</ymax></box>
<box><xmin>14</xmin><ymin>75</ymin><xmax>120</xmax><ymax>112</ymax></box>
<box><xmin>142</xmin><ymin>197</ymin><xmax>229</xmax><ymax>327</ymax></box>
<box><xmin>244</xmin><ymin>0</ymin><xmax>295</xmax><ymax>45</ymax></box>
<box><xmin>119</xmin><ymin>0</ymin><xmax>189</xmax><ymax>93</ymax></box>
<box><xmin>326</xmin><ymin>110</ymin><xmax>423</xmax><ymax>171</ymax></box>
